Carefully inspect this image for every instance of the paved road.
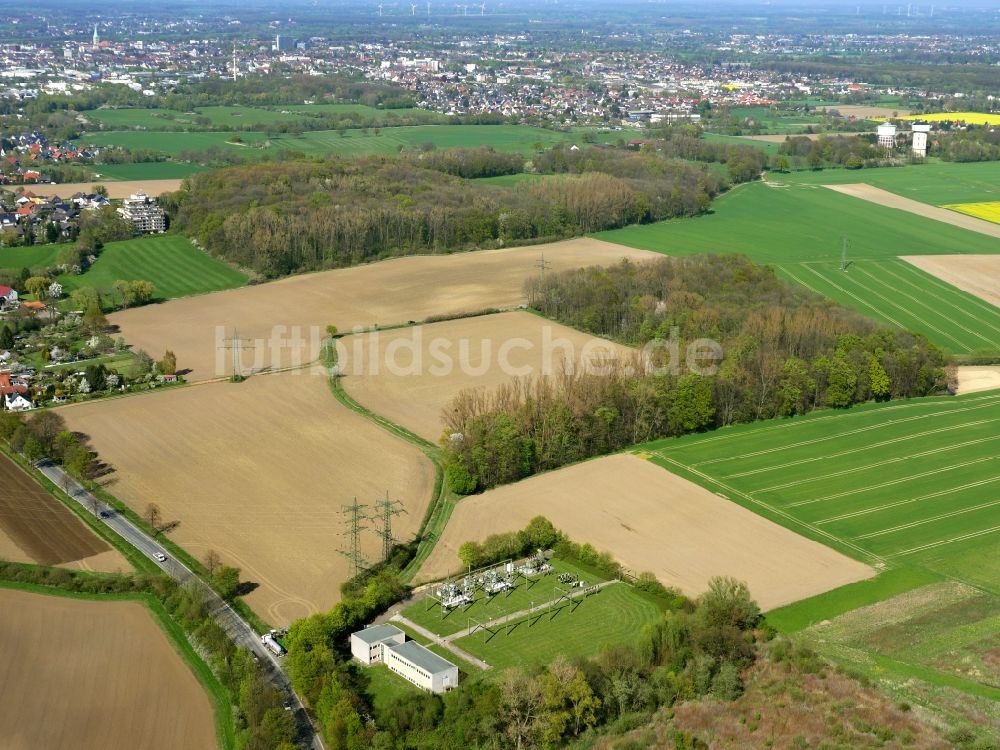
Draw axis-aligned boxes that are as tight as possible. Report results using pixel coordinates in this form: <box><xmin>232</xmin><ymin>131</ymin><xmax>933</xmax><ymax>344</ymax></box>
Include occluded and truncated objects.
<box><xmin>36</xmin><ymin>461</ymin><xmax>324</xmax><ymax>750</ymax></box>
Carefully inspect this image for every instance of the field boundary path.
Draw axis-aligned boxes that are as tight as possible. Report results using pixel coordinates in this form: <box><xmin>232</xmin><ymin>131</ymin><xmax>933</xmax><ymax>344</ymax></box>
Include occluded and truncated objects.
<box><xmin>34</xmin><ymin>460</ymin><xmax>324</xmax><ymax>750</ymax></box>
<box><xmin>825</xmin><ymin>184</ymin><xmax>1000</xmax><ymax>239</ymax></box>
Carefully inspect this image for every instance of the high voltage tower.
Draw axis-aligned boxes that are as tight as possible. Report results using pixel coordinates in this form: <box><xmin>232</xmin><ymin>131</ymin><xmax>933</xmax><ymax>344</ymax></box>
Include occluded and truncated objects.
<box><xmin>338</xmin><ymin>498</ymin><xmax>369</xmax><ymax>577</ymax></box>
<box><xmin>375</xmin><ymin>491</ymin><xmax>407</xmax><ymax>563</ymax></box>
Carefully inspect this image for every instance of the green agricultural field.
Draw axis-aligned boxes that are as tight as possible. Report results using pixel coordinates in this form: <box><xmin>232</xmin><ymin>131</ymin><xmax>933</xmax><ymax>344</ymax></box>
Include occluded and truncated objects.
<box><xmin>403</xmin><ymin>558</ymin><xmax>605</xmax><ymax>638</ymax></box>
<box><xmin>59</xmin><ymin>235</ymin><xmax>247</xmax><ymax>303</ymax></box>
<box><xmin>780</xmin><ymin>258</ymin><xmax>1000</xmax><ymax>355</ymax></box>
<box><xmin>0</xmin><ymin>244</ymin><xmax>63</xmax><ymax>272</ymax></box>
<box><xmin>594</xmin><ymin>181</ymin><xmax>1000</xmax><ymax>353</ymax></box>
<box><xmin>702</xmin><ymin>132</ymin><xmax>781</xmax><ymax>157</ymax></box>
<box><xmin>452</xmin><ymin>583</ymin><xmax>661</xmax><ymax>670</ymax></box>
<box><xmin>92</xmin><ymin>162</ymin><xmax>204</xmax><ymax>180</ymax></box>
<box><xmin>640</xmin><ymin>391</ymin><xmax>1000</xmax><ymax>591</ymax></box>
<box><xmin>639</xmin><ymin>392</ymin><xmax>1000</xmax><ymax>704</ymax></box>
<box><xmin>779</xmin><ymin>160</ymin><xmax>1000</xmax><ymax>205</ymax></box>
<box><xmin>86</xmin><ymin>104</ymin><xmax>442</xmax><ymax>132</ymax></box>
<box><xmin>79</xmin><ymin>124</ymin><xmax>581</xmax><ymax>160</ymax></box>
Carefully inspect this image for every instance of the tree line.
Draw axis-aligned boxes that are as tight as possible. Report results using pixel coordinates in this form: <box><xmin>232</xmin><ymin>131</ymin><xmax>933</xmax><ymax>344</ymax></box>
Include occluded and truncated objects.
<box><xmin>166</xmin><ymin>147</ymin><xmax>727</xmax><ymax>278</ymax></box>
<box><xmin>443</xmin><ymin>255</ymin><xmax>950</xmax><ymax>493</ymax></box>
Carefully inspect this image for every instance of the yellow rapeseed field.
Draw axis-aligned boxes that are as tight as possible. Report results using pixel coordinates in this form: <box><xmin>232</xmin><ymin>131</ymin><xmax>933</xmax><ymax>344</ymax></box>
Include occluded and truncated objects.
<box><xmin>943</xmin><ymin>201</ymin><xmax>1000</xmax><ymax>225</ymax></box>
<box><xmin>901</xmin><ymin>112</ymin><xmax>1000</xmax><ymax>125</ymax></box>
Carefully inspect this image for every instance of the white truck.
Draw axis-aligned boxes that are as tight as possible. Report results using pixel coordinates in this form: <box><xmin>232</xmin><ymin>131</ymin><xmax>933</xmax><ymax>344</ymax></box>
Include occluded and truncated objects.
<box><xmin>262</xmin><ymin>632</ymin><xmax>285</xmax><ymax>657</ymax></box>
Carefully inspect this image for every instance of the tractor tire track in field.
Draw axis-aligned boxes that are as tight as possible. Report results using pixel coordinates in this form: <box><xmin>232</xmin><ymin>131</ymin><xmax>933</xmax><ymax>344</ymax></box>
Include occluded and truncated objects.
<box><xmin>696</xmin><ymin>394</ymin><xmax>1000</xmax><ymax>466</ymax></box>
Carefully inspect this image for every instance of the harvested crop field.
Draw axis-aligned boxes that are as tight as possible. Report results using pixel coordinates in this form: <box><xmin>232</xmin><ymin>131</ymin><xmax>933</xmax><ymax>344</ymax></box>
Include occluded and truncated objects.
<box><xmin>825</xmin><ymin>184</ymin><xmax>1000</xmax><ymax>240</ymax></box>
<box><xmin>110</xmin><ymin>238</ymin><xmax>660</xmax><ymax>380</ymax></box>
<box><xmin>956</xmin><ymin>366</ymin><xmax>1000</xmax><ymax>395</ymax></box>
<box><xmin>0</xmin><ymin>452</ymin><xmax>127</xmax><ymax>572</ymax></box>
<box><xmin>0</xmin><ymin>588</ymin><xmax>217</xmax><ymax>750</ymax></box>
<box><xmin>59</xmin><ymin>373</ymin><xmax>435</xmax><ymax>625</ymax></box>
<box><xmin>833</xmin><ymin>104</ymin><xmax>909</xmax><ymax>119</ymax></box>
<box><xmin>902</xmin><ymin>255</ymin><xmax>1000</xmax><ymax>309</ymax></box>
<box><xmin>338</xmin><ymin>311</ymin><xmax>636</xmax><ymax>441</ymax></box>
<box><xmin>45</xmin><ymin>179</ymin><xmax>182</xmax><ymax>198</ymax></box>
<box><xmin>418</xmin><ymin>454</ymin><xmax>874</xmax><ymax>610</ymax></box>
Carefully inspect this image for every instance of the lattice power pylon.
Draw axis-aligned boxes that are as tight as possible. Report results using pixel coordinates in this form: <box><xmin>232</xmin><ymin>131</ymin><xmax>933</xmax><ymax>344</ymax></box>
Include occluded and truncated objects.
<box><xmin>374</xmin><ymin>491</ymin><xmax>407</xmax><ymax>563</ymax></box>
<box><xmin>338</xmin><ymin>498</ymin><xmax>369</xmax><ymax>577</ymax></box>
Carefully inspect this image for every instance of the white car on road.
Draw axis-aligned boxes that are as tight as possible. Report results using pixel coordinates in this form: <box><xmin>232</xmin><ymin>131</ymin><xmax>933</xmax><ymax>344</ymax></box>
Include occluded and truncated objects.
<box><xmin>154</xmin><ymin>552</ymin><xmax>167</xmax><ymax>562</ymax></box>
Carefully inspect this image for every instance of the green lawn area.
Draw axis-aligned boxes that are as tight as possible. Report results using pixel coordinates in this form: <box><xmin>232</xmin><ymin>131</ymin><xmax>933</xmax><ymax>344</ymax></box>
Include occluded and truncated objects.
<box><xmin>593</xmin><ymin>179</ymin><xmax>1000</xmax><ymax>353</ymax></box>
<box><xmin>403</xmin><ymin>558</ymin><xmax>607</xmax><ymax>638</ymax></box>
<box><xmin>453</xmin><ymin>583</ymin><xmax>661</xmax><ymax>670</ymax></box>
<box><xmin>0</xmin><ymin>244</ymin><xmax>63</xmax><ymax>272</ymax></box>
<box><xmin>59</xmin><ymin>235</ymin><xmax>247</xmax><ymax>303</ymax></box>
<box><xmin>79</xmin><ymin>124</ymin><xmax>582</xmax><ymax>160</ymax></box>
<box><xmin>780</xmin><ymin>160</ymin><xmax>1000</xmax><ymax>205</ymax></box>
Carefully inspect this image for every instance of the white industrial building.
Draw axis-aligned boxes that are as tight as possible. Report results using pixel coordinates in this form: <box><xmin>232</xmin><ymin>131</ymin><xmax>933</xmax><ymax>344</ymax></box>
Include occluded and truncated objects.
<box><xmin>350</xmin><ymin>623</ymin><xmax>406</xmax><ymax>665</ymax></box>
<box><xmin>350</xmin><ymin>624</ymin><xmax>459</xmax><ymax>694</ymax></box>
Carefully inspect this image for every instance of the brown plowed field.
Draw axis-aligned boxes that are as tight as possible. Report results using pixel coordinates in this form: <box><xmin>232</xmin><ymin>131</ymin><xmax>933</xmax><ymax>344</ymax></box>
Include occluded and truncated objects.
<box><xmin>901</xmin><ymin>255</ymin><xmax>1000</xmax><ymax>309</ymax></box>
<box><xmin>338</xmin><ymin>311</ymin><xmax>637</xmax><ymax>441</ymax></box>
<box><xmin>42</xmin><ymin>179</ymin><xmax>183</xmax><ymax>198</ymax></box>
<box><xmin>110</xmin><ymin>238</ymin><xmax>660</xmax><ymax>380</ymax></box>
<box><xmin>418</xmin><ymin>454</ymin><xmax>874</xmax><ymax>611</ymax></box>
<box><xmin>59</xmin><ymin>372</ymin><xmax>435</xmax><ymax>625</ymax></box>
<box><xmin>0</xmin><ymin>452</ymin><xmax>126</xmax><ymax>572</ymax></box>
<box><xmin>0</xmin><ymin>588</ymin><xmax>217</xmax><ymax>750</ymax></box>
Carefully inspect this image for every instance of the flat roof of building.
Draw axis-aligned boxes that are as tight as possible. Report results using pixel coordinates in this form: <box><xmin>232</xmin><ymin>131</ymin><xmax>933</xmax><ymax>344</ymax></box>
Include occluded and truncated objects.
<box><xmin>352</xmin><ymin>623</ymin><xmax>404</xmax><ymax>645</ymax></box>
<box><xmin>386</xmin><ymin>640</ymin><xmax>456</xmax><ymax>675</ymax></box>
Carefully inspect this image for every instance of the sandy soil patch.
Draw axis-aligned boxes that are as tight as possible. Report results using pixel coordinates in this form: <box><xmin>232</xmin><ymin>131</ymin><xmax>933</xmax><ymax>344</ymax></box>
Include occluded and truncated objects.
<box><xmin>738</xmin><ymin>133</ymin><xmax>822</xmax><ymax>143</ymax></box>
<box><xmin>901</xmin><ymin>255</ymin><xmax>1000</xmax><ymax>309</ymax></box>
<box><xmin>826</xmin><ymin>184</ymin><xmax>1000</xmax><ymax>239</ymax></box>
<box><xmin>41</xmin><ymin>179</ymin><xmax>183</xmax><ymax>199</ymax></box>
<box><xmin>955</xmin><ymin>366</ymin><xmax>1000</xmax><ymax>395</ymax></box>
<box><xmin>0</xmin><ymin>452</ymin><xmax>128</xmax><ymax>572</ymax></box>
<box><xmin>0</xmin><ymin>588</ymin><xmax>217</xmax><ymax>750</ymax></box>
<box><xmin>338</xmin><ymin>311</ymin><xmax>637</xmax><ymax>441</ymax></box>
<box><xmin>110</xmin><ymin>238</ymin><xmax>660</xmax><ymax>380</ymax></box>
<box><xmin>418</xmin><ymin>454</ymin><xmax>874</xmax><ymax>611</ymax></box>
<box><xmin>60</xmin><ymin>373</ymin><xmax>435</xmax><ymax>625</ymax></box>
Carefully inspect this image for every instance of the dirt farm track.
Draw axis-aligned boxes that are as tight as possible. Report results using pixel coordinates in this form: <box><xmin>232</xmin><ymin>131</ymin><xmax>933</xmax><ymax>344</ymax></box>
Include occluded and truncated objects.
<box><xmin>0</xmin><ymin>588</ymin><xmax>217</xmax><ymax>750</ymax></box>
<box><xmin>0</xmin><ymin>451</ymin><xmax>127</xmax><ymax>572</ymax></box>
<box><xmin>110</xmin><ymin>238</ymin><xmax>661</xmax><ymax>380</ymax></box>
<box><xmin>59</xmin><ymin>372</ymin><xmax>435</xmax><ymax>625</ymax></box>
<box><xmin>419</xmin><ymin>454</ymin><xmax>875</xmax><ymax>611</ymax></box>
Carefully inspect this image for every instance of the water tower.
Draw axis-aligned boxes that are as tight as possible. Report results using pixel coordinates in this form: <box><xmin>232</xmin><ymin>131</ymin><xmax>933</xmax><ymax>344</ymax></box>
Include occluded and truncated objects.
<box><xmin>877</xmin><ymin>122</ymin><xmax>897</xmax><ymax>154</ymax></box>
<box><xmin>911</xmin><ymin>123</ymin><xmax>931</xmax><ymax>157</ymax></box>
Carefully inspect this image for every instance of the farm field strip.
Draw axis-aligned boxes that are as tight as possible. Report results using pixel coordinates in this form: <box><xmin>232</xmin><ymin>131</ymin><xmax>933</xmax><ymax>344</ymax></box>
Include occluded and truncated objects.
<box><xmin>791</xmin><ymin>260</ymin><xmax>1000</xmax><ymax>353</ymax></box>
<box><xmin>419</xmin><ymin>454</ymin><xmax>874</xmax><ymax>611</ymax></box>
<box><xmin>877</xmin><ymin>260</ymin><xmax>1000</xmax><ymax>334</ymax></box>
<box><xmin>644</xmin><ymin>392</ymin><xmax>1000</xmax><ymax>570</ymax></box>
